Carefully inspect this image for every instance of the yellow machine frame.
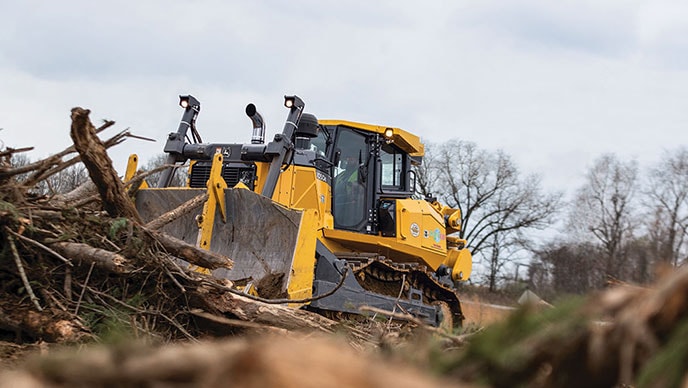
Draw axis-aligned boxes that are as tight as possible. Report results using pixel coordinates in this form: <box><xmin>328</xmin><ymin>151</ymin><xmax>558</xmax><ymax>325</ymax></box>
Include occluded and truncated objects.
<box><xmin>126</xmin><ymin>118</ymin><xmax>471</xmax><ymax>303</ymax></box>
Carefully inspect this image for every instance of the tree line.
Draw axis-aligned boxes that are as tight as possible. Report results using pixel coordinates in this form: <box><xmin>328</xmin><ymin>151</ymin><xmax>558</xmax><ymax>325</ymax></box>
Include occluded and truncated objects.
<box><xmin>417</xmin><ymin>140</ymin><xmax>688</xmax><ymax>297</ymax></box>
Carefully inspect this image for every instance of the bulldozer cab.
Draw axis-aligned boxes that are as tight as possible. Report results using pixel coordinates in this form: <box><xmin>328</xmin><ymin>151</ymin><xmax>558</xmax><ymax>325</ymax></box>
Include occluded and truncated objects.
<box><xmin>320</xmin><ymin>122</ymin><xmax>419</xmax><ymax>236</ymax></box>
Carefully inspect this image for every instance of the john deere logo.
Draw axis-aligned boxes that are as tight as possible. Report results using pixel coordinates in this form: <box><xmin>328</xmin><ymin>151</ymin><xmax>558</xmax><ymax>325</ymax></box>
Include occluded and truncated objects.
<box><xmin>410</xmin><ymin>223</ymin><xmax>420</xmax><ymax>237</ymax></box>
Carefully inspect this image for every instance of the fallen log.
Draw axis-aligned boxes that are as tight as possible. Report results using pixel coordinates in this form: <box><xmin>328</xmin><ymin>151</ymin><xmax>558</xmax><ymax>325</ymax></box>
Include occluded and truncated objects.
<box><xmin>192</xmin><ymin>284</ymin><xmax>340</xmax><ymax>333</ymax></box>
<box><xmin>50</xmin><ymin>241</ymin><xmax>131</xmax><ymax>274</ymax></box>
<box><xmin>0</xmin><ymin>307</ymin><xmax>86</xmax><ymax>343</ymax></box>
<box><xmin>69</xmin><ymin>107</ymin><xmax>141</xmax><ymax>223</ymax></box>
<box><xmin>0</xmin><ymin>335</ymin><xmax>457</xmax><ymax>388</ymax></box>
<box><xmin>144</xmin><ymin>228</ymin><xmax>233</xmax><ymax>270</ymax></box>
<box><xmin>51</xmin><ymin>180</ymin><xmax>97</xmax><ymax>206</ymax></box>
<box><xmin>145</xmin><ymin>193</ymin><xmax>208</xmax><ymax>230</ymax></box>
<box><xmin>190</xmin><ymin>309</ymin><xmax>288</xmax><ymax>334</ymax></box>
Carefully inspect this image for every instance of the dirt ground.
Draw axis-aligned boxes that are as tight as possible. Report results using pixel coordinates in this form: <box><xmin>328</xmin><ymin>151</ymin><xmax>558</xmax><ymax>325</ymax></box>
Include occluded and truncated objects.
<box><xmin>460</xmin><ymin>295</ymin><xmax>516</xmax><ymax>327</ymax></box>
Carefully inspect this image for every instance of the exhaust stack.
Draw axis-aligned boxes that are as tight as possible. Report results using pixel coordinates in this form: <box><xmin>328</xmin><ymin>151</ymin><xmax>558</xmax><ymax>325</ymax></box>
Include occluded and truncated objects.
<box><xmin>245</xmin><ymin>103</ymin><xmax>265</xmax><ymax>144</ymax></box>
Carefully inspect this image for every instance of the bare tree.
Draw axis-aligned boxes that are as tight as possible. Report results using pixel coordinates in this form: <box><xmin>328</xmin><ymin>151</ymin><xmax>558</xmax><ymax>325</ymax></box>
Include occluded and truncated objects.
<box><xmin>11</xmin><ymin>154</ymin><xmax>89</xmax><ymax>195</ymax></box>
<box><xmin>531</xmin><ymin>241</ymin><xmax>600</xmax><ymax>295</ymax></box>
<box><xmin>414</xmin><ymin>144</ymin><xmax>437</xmax><ymax>199</ymax></box>
<box><xmin>35</xmin><ymin>164</ymin><xmax>89</xmax><ymax>195</ymax></box>
<box><xmin>643</xmin><ymin>147</ymin><xmax>688</xmax><ymax>266</ymax></box>
<box><xmin>9</xmin><ymin>153</ymin><xmax>32</xmax><ymax>182</ymax></box>
<box><xmin>142</xmin><ymin>153</ymin><xmax>188</xmax><ymax>188</ymax></box>
<box><xmin>417</xmin><ymin>139</ymin><xmax>562</xmax><ymax>291</ymax></box>
<box><xmin>570</xmin><ymin>153</ymin><xmax>638</xmax><ymax>283</ymax></box>
<box><xmin>526</xmin><ymin>260</ymin><xmax>552</xmax><ymax>297</ymax></box>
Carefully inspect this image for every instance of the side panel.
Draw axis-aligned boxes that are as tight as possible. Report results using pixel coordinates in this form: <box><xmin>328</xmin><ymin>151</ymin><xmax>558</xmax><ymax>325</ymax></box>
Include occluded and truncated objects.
<box><xmin>273</xmin><ymin>165</ymin><xmax>333</xmax><ymax>230</ymax></box>
<box><xmin>396</xmin><ymin>199</ymin><xmax>447</xmax><ymax>266</ymax></box>
<box><xmin>253</xmin><ymin>162</ymin><xmax>270</xmax><ymax>194</ymax></box>
<box><xmin>321</xmin><ymin>228</ymin><xmax>447</xmax><ymax>270</ymax></box>
<box><xmin>322</xmin><ymin>198</ymin><xmax>449</xmax><ymax>269</ymax></box>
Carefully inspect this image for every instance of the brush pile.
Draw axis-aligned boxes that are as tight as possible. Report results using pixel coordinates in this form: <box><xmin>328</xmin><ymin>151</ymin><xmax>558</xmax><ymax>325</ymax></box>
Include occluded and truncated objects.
<box><xmin>0</xmin><ymin>108</ymin><xmax>370</xmax><ymax>346</ymax></box>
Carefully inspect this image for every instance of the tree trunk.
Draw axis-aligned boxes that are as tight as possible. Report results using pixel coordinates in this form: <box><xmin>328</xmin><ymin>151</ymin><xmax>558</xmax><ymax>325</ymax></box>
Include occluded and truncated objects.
<box><xmin>69</xmin><ymin>107</ymin><xmax>142</xmax><ymax>223</ymax></box>
<box><xmin>143</xmin><ymin>228</ymin><xmax>233</xmax><ymax>270</ymax></box>
<box><xmin>51</xmin><ymin>242</ymin><xmax>131</xmax><ymax>274</ymax></box>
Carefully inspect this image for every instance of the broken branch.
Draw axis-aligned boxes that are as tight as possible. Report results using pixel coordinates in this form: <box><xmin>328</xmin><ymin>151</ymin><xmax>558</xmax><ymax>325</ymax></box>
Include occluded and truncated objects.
<box><xmin>144</xmin><ymin>228</ymin><xmax>233</xmax><ymax>270</ymax></box>
<box><xmin>145</xmin><ymin>193</ymin><xmax>208</xmax><ymax>230</ymax></box>
<box><xmin>69</xmin><ymin>107</ymin><xmax>142</xmax><ymax>222</ymax></box>
<box><xmin>5</xmin><ymin>227</ymin><xmax>43</xmax><ymax>311</ymax></box>
<box><xmin>50</xmin><ymin>241</ymin><xmax>131</xmax><ymax>274</ymax></box>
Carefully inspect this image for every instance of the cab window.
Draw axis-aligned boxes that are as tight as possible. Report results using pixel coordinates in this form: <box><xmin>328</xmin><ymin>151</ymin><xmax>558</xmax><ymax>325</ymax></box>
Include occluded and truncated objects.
<box><xmin>310</xmin><ymin>126</ymin><xmax>329</xmax><ymax>157</ymax></box>
<box><xmin>380</xmin><ymin>143</ymin><xmax>404</xmax><ymax>190</ymax></box>
<box><xmin>333</xmin><ymin>128</ymin><xmax>367</xmax><ymax>230</ymax></box>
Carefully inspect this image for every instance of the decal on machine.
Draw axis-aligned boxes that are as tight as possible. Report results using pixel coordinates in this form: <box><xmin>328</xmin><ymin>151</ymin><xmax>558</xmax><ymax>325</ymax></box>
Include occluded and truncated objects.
<box><xmin>410</xmin><ymin>222</ymin><xmax>420</xmax><ymax>237</ymax></box>
<box><xmin>316</xmin><ymin>171</ymin><xmax>331</xmax><ymax>184</ymax></box>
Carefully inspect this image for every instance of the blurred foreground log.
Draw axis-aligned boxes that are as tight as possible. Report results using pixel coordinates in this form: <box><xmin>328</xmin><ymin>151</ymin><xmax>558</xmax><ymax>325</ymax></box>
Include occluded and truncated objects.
<box><xmin>446</xmin><ymin>265</ymin><xmax>688</xmax><ymax>388</ymax></box>
<box><xmin>0</xmin><ymin>335</ymin><xmax>460</xmax><ymax>388</ymax></box>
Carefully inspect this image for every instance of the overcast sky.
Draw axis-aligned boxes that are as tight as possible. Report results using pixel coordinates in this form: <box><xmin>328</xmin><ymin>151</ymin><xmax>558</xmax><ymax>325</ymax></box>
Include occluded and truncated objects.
<box><xmin>2</xmin><ymin>0</ymin><xmax>687</xmax><ymax>197</ymax></box>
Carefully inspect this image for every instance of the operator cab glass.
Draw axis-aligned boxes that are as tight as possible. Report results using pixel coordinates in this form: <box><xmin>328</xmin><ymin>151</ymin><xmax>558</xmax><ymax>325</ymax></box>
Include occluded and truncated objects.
<box><xmin>380</xmin><ymin>143</ymin><xmax>406</xmax><ymax>192</ymax></box>
<box><xmin>310</xmin><ymin>126</ymin><xmax>329</xmax><ymax>157</ymax></box>
<box><xmin>332</xmin><ymin>128</ymin><xmax>368</xmax><ymax>231</ymax></box>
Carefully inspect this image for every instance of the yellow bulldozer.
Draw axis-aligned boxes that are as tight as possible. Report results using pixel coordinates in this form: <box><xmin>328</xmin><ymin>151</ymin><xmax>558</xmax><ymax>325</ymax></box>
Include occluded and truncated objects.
<box><xmin>126</xmin><ymin>94</ymin><xmax>472</xmax><ymax>327</ymax></box>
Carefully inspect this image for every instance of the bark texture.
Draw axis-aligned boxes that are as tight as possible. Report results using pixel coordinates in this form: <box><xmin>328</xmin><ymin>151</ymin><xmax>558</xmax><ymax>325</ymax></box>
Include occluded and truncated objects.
<box><xmin>69</xmin><ymin>107</ymin><xmax>142</xmax><ymax>223</ymax></box>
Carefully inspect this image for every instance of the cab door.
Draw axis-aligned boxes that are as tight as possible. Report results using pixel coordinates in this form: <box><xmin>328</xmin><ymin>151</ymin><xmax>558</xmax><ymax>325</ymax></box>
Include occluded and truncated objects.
<box><xmin>332</xmin><ymin>127</ymin><xmax>369</xmax><ymax>232</ymax></box>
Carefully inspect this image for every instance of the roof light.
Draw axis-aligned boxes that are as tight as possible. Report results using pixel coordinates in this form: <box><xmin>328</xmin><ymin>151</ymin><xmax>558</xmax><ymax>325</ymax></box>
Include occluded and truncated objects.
<box><xmin>179</xmin><ymin>96</ymin><xmax>190</xmax><ymax>109</ymax></box>
<box><xmin>384</xmin><ymin>128</ymin><xmax>394</xmax><ymax>138</ymax></box>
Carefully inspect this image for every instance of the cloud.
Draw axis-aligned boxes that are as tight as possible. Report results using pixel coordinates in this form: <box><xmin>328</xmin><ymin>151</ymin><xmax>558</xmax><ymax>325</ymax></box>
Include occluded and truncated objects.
<box><xmin>451</xmin><ymin>2</ymin><xmax>638</xmax><ymax>57</ymax></box>
<box><xmin>1</xmin><ymin>0</ymin><xmax>688</xmax><ymax>199</ymax></box>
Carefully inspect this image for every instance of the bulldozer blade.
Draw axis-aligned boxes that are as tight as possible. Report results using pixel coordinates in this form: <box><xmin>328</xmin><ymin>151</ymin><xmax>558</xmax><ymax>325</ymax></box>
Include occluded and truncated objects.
<box><xmin>136</xmin><ymin>188</ymin><xmax>305</xmax><ymax>297</ymax></box>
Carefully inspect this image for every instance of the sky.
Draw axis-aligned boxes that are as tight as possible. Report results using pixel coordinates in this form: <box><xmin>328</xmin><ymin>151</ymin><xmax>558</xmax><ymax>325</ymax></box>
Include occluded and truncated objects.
<box><xmin>1</xmin><ymin>0</ymin><xmax>688</xmax><ymax>198</ymax></box>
